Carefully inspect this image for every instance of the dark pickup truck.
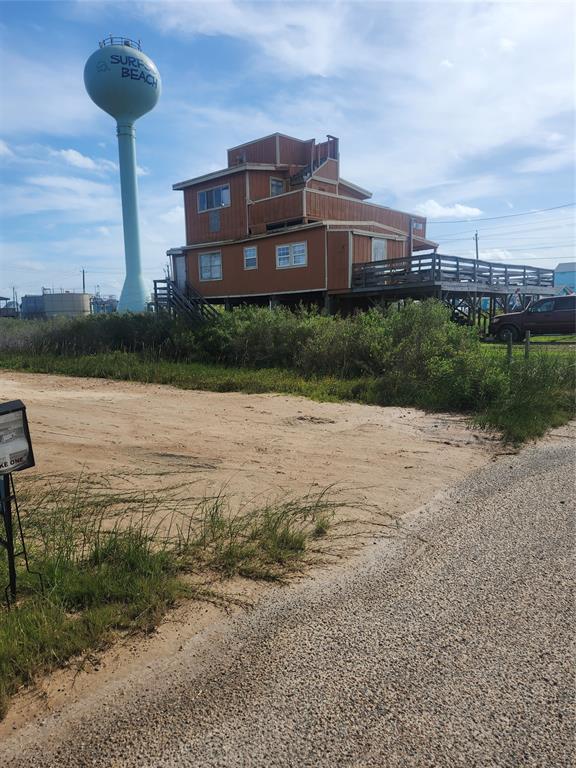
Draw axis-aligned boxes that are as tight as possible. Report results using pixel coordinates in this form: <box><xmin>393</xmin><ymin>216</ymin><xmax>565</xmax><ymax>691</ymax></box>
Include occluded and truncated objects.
<box><xmin>489</xmin><ymin>294</ymin><xmax>576</xmax><ymax>341</ymax></box>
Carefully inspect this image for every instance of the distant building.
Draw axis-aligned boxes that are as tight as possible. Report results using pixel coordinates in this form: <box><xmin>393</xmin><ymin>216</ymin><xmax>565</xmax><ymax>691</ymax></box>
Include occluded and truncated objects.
<box><xmin>20</xmin><ymin>290</ymin><xmax>91</xmax><ymax>319</ymax></box>
<box><xmin>0</xmin><ymin>297</ymin><xmax>19</xmax><ymax>318</ymax></box>
<box><xmin>555</xmin><ymin>262</ymin><xmax>576</xmax><ymax>294</ymax></box>
<box><xmin>91</xmin><ymin>294</ymin><xmax>119</xmax><ymax>314</ymax></box>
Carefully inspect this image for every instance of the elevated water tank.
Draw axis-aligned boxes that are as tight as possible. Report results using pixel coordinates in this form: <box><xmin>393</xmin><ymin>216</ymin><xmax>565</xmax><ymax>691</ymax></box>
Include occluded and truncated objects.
<box><xmin>84</xmin><ymin>37</ymin><xmax>161</xmax><ymax>312</ymax></box>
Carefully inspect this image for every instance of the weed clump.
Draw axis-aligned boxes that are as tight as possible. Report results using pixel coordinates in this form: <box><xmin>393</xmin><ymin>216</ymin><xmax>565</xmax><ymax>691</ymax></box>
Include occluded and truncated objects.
<box><xmin>0</xmin><ymin>478</ymin><xmax>337</xmax><ymax>718</ymax></box>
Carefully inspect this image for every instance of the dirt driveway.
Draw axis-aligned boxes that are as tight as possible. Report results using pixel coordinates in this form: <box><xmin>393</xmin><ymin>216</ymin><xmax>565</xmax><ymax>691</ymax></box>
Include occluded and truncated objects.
<box><xmin>0</xmin><ymin>372</ymin><xmax>494</xmax><ymax>521</ymax></box>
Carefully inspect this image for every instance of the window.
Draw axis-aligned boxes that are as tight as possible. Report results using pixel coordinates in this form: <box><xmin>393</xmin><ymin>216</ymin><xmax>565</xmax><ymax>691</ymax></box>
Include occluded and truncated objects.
<box><xmin>412</xmin><ymin>220</ymin><xmax>424</xmax><ymax>232</ymax></box>
<box><xmin>197</xmin><ymin>184</ymin><xmax>231</xmax><ymax>212</ymax></box>
<box><xmin>555</xmin><ymin>296</ymin><xmax>576</xmax><ymax>310</ymax></box>
<box><xmin>199</xmin><ymin>252</ymin><xmax>222</xmax><ymax>281</ymax></box>
<box><xmin>276</xmin><ymin>242</ymin><xmax>307</xmax><ymax>269</ymax></box>
<box><xmin>270</xmin><ymin>178</ymin><xmax>285</xmax><ymax>197</ymax></box>
<box><xmin>244</xmin><ymin>246</ymin><xmax>258</xmax><ymax>270</ymax></box>
<box><xmin>528</xmin><ymin>299</ymin><xmax>554</xmax><ymax>313</ymax></box>
<box><xmin>371</xmin><ymin>238</ymin><xmax>387</xmax><ymax>262</ymax></box>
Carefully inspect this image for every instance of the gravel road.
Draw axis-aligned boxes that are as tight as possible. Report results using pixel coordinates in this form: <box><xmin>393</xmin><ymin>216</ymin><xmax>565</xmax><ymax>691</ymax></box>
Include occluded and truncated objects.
<box><xmin>2</xmin><ymin>436</ymin><xmax>574</xmax><ymax>767</ymax></box>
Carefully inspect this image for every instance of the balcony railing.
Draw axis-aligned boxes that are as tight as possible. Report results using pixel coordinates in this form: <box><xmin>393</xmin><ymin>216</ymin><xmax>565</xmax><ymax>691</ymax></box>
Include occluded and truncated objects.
<box><xmin>248</xmin><ymin>190</ymin><xmax>304</xmax><ymax>228</ymax></box>
<box><xmin>352</xmin><ymin>253</ymin><xmax>555</xmax><ymax>291</ymax></box>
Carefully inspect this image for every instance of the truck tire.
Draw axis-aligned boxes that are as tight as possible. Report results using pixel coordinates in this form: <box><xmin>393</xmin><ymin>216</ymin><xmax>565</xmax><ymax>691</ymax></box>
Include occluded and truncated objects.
<box><xmin>497</xmin><ymin>325</ymin><xmax>522</xmax><ymax>343</ymax></box>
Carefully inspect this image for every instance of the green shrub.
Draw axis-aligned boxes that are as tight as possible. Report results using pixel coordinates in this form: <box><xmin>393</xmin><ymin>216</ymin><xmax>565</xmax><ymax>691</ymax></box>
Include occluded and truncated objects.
<box><xmin>194</xmin><ymin>305</ymin><xmax>312</xmax><ymax>368</ymax></box>
<box><xmin>477</xmin><ymin>353</ymin><xmax>576</xmax><ymax>442</ymax></box>
<box><xmin>296</xmin><ymin>310</ymin><xmax>392</xmax><ymax>377</ymax></box>
<box><xmin>1</xmin><ymin>301</ymin><xmax>574</xmax><ymax>442</ymax></box>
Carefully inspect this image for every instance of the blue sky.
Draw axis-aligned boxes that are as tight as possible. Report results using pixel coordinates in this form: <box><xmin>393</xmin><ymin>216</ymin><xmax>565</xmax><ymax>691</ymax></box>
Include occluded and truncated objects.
<box><xmin>0</xmin><ymin>0</ymin><xmax>574</xmax><ymax>300</ymax></box>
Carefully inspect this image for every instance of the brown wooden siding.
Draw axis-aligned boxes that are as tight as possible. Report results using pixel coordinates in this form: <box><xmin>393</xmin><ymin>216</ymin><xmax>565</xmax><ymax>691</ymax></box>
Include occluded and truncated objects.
<box><xmin>353</xmin><ymin>234</ymin><xmax>372</xmax><ymax>264</ymax></box>
<box><xmin>312</xmin><ymin>158</ymin><xmax>338</xmax><ymax>181</ymax></box>
<box><xmin>278</xmin><ymin>135</ymin><xmax>313</xmax><ymax>166</ymax></box>
<box><xmin>186</xmin><ymin>227</ymin><xmax>327</xmax><ymax>297</ymax></box>
<box><xmin>248</xmin><ymin>190</ymin><xmax>304</xmax><ymax>229</ymax></box>
<box><xmin>337</xmin><ymin>181</ymin><xmax>370</xmax><ymax>201</ymax></box>
<box><xmin>387</xmin><ymin>240</ymin><xmax>405</xmax><ymax>260</ymax></box>
<box><xmin>352</xmin><ymin>234</ymin><xmax>405</xmax><ymax>264</ymax></box>
<box><xmin>307</xmin><ymin>190</ymin><xmax>425</xmax><ymax>236</ymax></box>
<box><xmin>308</xmin><ymin>178</ymin><xmax>337</xmax><ymax>194</ymax></box>
<box><xmin>329</xmin><ymin>223</ymin><xmax>403</xmax><ymax>234</ymax></box>
<box><xmin>184</xmin><ymin>172</ymin><xmax>247</xmax><ymax>244</ymax></box>
<box><xmin>327</xmin><ymin>230</ymin><xmax>349</xmax><ymax>291</ymax></box>
<box><xmin>248</xmin><ymin>170</ymin><xmax>289</xmax><ymax>201</ymax></box>
<box><xmin>227</xmin><ymin>135</ymin><xmax>277</xmax><ymax>166</ymax></box>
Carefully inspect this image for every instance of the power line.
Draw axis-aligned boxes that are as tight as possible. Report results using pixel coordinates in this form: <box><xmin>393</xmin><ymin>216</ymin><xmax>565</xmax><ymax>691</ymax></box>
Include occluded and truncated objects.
<box><xmin>438</xmin><ymin>221</ymin><xmax>576</xmax><ymax>242</ymax></box>
<box><xmin>428</xmin><ymin>202</ymin><xmax>575</xmax><ymax>225</ymax></box>
<box><xmin>438</xmin><ymin>234</ymin><xmax>576</xmax><ymax>245</ymax></box>
<box><xmin>432</xmin><ymin>214</ymin><xmax>574</xmax><ymax>239</ymax></box>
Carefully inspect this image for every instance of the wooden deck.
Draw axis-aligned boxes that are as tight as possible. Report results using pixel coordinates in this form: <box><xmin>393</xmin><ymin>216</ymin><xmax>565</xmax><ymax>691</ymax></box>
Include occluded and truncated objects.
<box><xmin>351</xmin><ymin>254</ymin><xmax>556</xmax><ymax>297</ymax></box>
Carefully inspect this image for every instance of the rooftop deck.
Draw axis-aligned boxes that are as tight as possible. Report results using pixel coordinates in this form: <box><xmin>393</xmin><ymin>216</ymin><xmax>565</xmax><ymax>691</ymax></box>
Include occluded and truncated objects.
<box><xmin>351</xmin><ymin>253</ymin><xmax>556</xmax><ymax>297</ymax></box>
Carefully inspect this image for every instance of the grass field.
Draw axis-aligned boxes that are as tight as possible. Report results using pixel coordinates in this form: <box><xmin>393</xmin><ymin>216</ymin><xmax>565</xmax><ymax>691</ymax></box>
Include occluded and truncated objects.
<box><xmin>1</xmin><ymin>344</ymin><xmax>574</xmax><ymax>443</ymax></box>
<box><xmin>0</xmin><ymin>476</ymin><xmax>339</xmax><ymax>719</ymax></box>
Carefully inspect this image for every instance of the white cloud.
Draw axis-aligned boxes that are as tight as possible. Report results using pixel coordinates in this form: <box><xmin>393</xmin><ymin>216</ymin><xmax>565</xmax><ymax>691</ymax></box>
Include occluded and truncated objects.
<box><xmin>155</xmin><ymin>1</ymin><xmax>574</xmax><ymax>203</ymax></box>
<box><xmin>414</xmin><ymin>200</ymin><xmax>483</xmax><ymax>219</ymax></box>
<box><xmin>499</xmin><ymin>37</ymin><xmax>517</xmax><ymax>53</ymax></box>
<box><xmin>1</xmin><ymin>175</ymin><xmax>119</xmax><ymax>222</ymax></box>
<box><xmin>516</xmin><ymin>147</ymin><xmax>575</xmax><ymax>174</ymax></box>
<box><xmin>52</xmin><ymin>148</ymin><xmax>118</xmax><ymax>173</ymax></box>
<box><xmin>478</xmin><ymin>248</ymin><xmax>513</xmax><ymax>262</ymax></box>
<box><xmin>56</xmin><ymin>149</ymin><xmax>99</xmax><ymax>170</ymax></box>
<box><xmin>139</xmin><ymin>0</ymin><xmax>369</xmax><ymax>77</ymax></box>
<box><xmin>158</xmin><ymin>206</ymin><xmax>184</xmax><ymax>225</ymax></box>
<box><xmin>26</xmin><ymin>175</ymin><xmax>113</xmax><ymax>195</ymax></box>
<box><xmin>0</xmin><ymin>139</ymin><xmax>14</xmax><ymax>157</ymax></box>
<box><xmin>0</xmin><ymin>47</ymin><xmax>102</xmax><ymax>136</ymax></box>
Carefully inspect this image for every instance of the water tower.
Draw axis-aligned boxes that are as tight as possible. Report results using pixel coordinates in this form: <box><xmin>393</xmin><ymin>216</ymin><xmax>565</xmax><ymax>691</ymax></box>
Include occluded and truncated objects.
<box><xmin>84</xmin><ymin>36</ymin><xmax>161</xmax><ymax>312</ymax></box>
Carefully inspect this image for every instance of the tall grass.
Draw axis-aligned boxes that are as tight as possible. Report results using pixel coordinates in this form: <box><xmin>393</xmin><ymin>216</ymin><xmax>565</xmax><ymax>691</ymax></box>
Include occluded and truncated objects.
<box><xmin>1</xmin><ymin>301</ymin><xmax>574</xmax><ymax>442</ymax></box>
<box><xmin>0</xmin><ymin>476</ymin><xmax>339</xmax><ymax>718</ymax></box>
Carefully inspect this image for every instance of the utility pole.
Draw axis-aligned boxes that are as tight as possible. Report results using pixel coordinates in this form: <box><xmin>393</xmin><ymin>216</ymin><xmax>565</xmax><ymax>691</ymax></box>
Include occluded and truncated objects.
<box><xmin>82</xmin><ymin>268</ymin><xmax>86</xmax><ymax>294</ymax></box>
<box><xmin>474</xmin><ymin>231</ymin><xmax>479</xmax><ymax>262</ymax></box>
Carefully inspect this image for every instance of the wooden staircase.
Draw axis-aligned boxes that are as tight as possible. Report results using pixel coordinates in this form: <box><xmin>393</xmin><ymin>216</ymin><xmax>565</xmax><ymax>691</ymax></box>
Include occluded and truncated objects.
<box><xmin>153</xmin><ymin>279</ymin><xmax>219</xmax><ymax>325</ymax></box>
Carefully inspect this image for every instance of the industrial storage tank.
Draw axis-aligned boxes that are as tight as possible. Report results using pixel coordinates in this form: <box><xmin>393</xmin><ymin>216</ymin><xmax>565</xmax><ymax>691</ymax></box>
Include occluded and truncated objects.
<box><xmin>20</xmin><ymin>295</ymin><xmax>46</xmax><ymax>319</ymax></box>
<box><xmin>43</xmin><ymin>292</ymin><xmax>91</xmax><ymax>318</ymax></box>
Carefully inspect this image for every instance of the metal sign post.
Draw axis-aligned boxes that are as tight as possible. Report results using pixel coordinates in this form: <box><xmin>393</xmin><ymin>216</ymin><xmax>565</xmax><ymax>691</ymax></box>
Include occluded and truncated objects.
<box><xmin>0</xmin><ymin>400</ymin><xmax>37</xmax><ymax>605</ymax></box>
<box><xmin>0</xmin><ymin>475</ymin><xmax>17</xmax><ymax>601</ymax></box>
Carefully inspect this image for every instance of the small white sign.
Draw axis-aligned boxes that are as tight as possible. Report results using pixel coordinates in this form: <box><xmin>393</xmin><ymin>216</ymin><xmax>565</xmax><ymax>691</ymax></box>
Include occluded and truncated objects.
<box><xmin>0</xmin><ymin>410</ymin><xmax>31</xmax><ymax>474</ymax></box>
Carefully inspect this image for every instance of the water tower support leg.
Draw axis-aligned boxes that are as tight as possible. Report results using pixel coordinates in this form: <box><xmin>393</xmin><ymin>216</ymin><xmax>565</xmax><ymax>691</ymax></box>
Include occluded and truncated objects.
<box><xmin>116</xmin><ymin>122</ymin><xmax>148</xmax><ymax>312</ymax></box>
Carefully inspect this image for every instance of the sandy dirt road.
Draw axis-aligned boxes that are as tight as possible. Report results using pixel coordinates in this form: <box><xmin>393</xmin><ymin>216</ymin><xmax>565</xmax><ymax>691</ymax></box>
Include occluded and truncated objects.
<box><xmin>1</xmin><ymin>415</ymin><xmax>573</xmax><ymax>765</ymax></box>
<box><xmin>0</xmin><ymin>371</ymin><xmax>495</xmax><ymax>733</ymax></box>
<box><xmin>0</xmin><ymin>372</ymin><xmax>493</xmax><ymax>519</ymax></box>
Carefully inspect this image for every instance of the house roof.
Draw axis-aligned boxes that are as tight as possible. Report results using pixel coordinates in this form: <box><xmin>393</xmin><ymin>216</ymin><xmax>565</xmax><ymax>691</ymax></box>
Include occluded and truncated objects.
<box><xmin>227</xmin><ymin>132</ymin><xmax>313</xmax><ymax>153</ymax></box>
<box><xmin>173</xmin><ymin>163</ymin><xmax>280</xmax><ymax>191</ymax></box>
<box><xmin>337</xmin><ymin>178</ymin><xmax>372</xmax><ymax>199</ymax></box>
